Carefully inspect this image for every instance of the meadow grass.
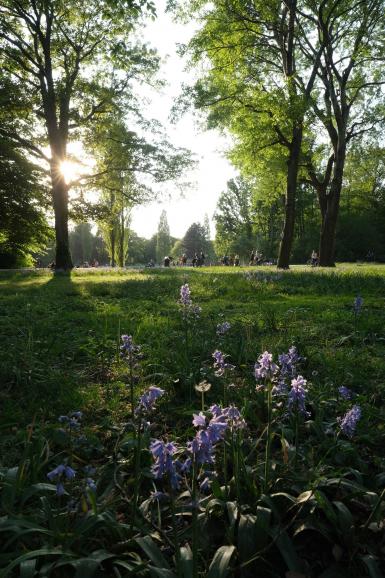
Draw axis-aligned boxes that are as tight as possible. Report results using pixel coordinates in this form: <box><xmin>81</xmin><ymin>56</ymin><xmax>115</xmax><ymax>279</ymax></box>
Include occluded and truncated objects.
<box><xmin>1</xmin><ymin>264</ymin><xmax>385</xmax><ymax>577</ymax></box>
<box><xmin>0</xmin><ymin>264</ymin><xmax>384</xmax><ymax>431</ymax></box>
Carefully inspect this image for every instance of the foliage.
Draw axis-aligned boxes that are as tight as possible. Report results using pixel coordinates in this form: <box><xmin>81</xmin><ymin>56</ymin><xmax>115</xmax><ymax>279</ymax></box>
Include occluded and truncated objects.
<box><xmin>0</xmin><ymin>138</ymin><xmax>52</xmax><ymax>268</ymax></box>
<box><xmin>156</xmin><ymin>210</ymin><xmax>172</xmax><ymax>262</ymax></box>
<box><xmin>214</xmin><ymin>178</ymin><xmax>255</xmax><ymax>259</ymax></box>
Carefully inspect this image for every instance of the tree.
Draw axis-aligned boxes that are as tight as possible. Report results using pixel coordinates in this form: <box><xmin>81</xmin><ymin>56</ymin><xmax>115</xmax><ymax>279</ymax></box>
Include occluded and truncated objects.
<box><xmin>156</xmin><ymin>210</ymin><xmax>171</xmax><ymax>261</ymax></box>
<box><xmin>181</xmin><ymin>222</ymin><xmax>207</xmax><ymax>258</ymax></box>
<box><xmin>0</xmin><ymin>137</ymin><xmax>51</xmax><ymax>267</ymax></box>
<box><xmin>214</xmin><ymin>178</ymin><xmax>255</xmax><ymax>258</ymax></box>
<box><xmin>181</xmin><ymin>0</ymin><xmax>326</xmax><ymax>268</ymax></box>
<box><xmin>0</xmin><ymin>0</ymin><xmax>158</xmax><ymax>269</ymax></box>
<box><xmin>298</xmin><ymin>0</ymin><xmax>385</xmax><ymax>265</ymax></box>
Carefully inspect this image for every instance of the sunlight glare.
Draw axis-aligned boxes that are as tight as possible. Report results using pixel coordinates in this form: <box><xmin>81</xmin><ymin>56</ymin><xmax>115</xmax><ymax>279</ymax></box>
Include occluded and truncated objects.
<box><xmin>60</xmin><ymin>160</ymin><xmax>81</xmax><ymax>184</ymax></box>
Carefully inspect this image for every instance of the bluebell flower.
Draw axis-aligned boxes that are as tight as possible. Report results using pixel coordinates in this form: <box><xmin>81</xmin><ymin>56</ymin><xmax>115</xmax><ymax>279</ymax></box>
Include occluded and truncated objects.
<box><xmin>179</xmin><ymin>284</ymin><xmax>201</xmax><ymax>318</ymax></box>
<box><xmin>136</xmin><ymin>386</ymin><xmax>165</xmax><ymax>414</ymax></box>
<box><xmin>192</xmin><ymin>412</ymin><xmax>207</xmax><ymax>427</ymax></box>
<box><xmin>338</xmin><ymin>386</ymin><xmax>353</xmax><ymax>400</ymax></box>
<box><xmin>287</xmin><ymin>376</ymin><xmax>309</xmax><ymax>416</ymax></box>
<box><xmin>212</xmin><ymin>350</ymin><xmax>235</xmax><ymax>376</ymax></box>
<box><xmin>180</xmin><ymin>284</ymin><xmax>192</xmax><ymax>306</ymax></box>
<box><xmin>254</xmin><ymin>351</ymin><xmax>278</xmax><ymax>382</ymax></box>
<box><xmin>339</xmin><ymin>405</ymin><xmax>361</xmax><ymax>437</ymax></box>
<box><xmin>223</xmin><ymin>405</ymin><xmax>246</xmax><ymax>430</ymax></box>
<box><xmin>150</xmin><ymin>440</ymin><xmax>181</xmax><ymax>489</ymax></box>
<box><xmin>86</xmin><ymin>478</ymin><xmax>97</xmax><ymax>493</ymax></box>
<box><xmin>216</xmin><ymin>321</ymin><xmax>231</xmax><ymax>336</ymax></box>
<box><xmin>120</xmin><ymin>334</ymin><xmax>141</xmax><ymax>359</ymax></box>
<box><xmin>353</xmin><ymin>295</ymin><xmax>363</xmax><ymax>315</ymax></box>
<box><xmin>47</xmin><ymin>464</ymin><xmax>76</xmax><ymax>495</ymax></box>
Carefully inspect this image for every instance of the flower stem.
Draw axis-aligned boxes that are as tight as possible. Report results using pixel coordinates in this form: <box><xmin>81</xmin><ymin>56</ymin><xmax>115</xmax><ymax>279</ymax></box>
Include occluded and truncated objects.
<box><xmin>192</xmin><ymin>458</ymin><xmax>199</xmax><ymax>578</ymax></box>
<box><xmin>264</xmin><ymin>382</ymin><xmax>272</xmax><ymax>493</ymax></box>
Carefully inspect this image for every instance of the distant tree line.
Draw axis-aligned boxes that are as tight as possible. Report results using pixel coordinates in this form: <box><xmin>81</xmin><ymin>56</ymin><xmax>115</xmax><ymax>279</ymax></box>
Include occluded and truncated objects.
<box><xmin>35</xmin><ymin>211</ymin><xmax>216</xmax><ymax>267</ymax></box>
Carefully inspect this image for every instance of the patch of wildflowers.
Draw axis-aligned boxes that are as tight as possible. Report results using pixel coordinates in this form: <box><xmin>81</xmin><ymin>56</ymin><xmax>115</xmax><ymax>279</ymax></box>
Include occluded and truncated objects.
<box><xmin>212</xmin><ymin>350</ymin><xmax>235</xmax><ymax>376</ymax></box>
<box><xmin>287</xmin><ymin>376</ymin><xmax>309</xmax><ymax>416</ymax></box>
<box><xmin>338</xmin><ymin>405</ymin><xmax>361</xmax><ymax>438</ymax></box>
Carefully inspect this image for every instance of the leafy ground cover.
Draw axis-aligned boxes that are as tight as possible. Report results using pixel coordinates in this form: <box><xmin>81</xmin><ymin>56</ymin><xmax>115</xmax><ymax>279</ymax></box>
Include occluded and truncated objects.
<box><xmin>0</xmin><ymin>265</ymin><xmax>384</xmax><ymax>577</ymax></box>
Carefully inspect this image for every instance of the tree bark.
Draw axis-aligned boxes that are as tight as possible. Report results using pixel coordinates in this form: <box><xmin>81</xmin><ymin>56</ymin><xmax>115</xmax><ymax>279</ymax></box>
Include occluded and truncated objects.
<box><xmin>318</xmin><ymin>142</ymin><xmax>346</xmax><ymax>266</ymax></box>
<box><xmin>50</xmin><ymin>157</ymin><xmax>73</xmax><ymax>270</ymax></box>
<box><xmin>277</xmin><ymin>124</ymin><xmax>303</xmax><ymax>269</ymax></box>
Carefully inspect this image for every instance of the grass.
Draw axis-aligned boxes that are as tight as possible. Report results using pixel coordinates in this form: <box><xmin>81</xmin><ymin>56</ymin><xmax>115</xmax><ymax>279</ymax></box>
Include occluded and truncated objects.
<box><xmin>1</xmin><ymin>263</ymin><xmax>384</xmax><ymax>430</ymax></box>
<box><xmin>1</xmin><ymin>264</ymin><xmax>385</xmax><ymax>577</ymax></box>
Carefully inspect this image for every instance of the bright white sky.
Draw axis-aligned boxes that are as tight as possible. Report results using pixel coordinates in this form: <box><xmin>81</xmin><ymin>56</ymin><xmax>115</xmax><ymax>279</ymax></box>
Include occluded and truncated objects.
<box><xmin>128</xmin><ymin>0</ymin><xmax>237</xmax><ymax>239</ymax></box>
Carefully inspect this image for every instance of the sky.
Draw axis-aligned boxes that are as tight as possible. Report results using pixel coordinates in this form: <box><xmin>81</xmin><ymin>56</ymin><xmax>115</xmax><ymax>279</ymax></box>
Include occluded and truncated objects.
<box><xmin>129</xmin><ymin>0</ymin><xmax>237</xmax><ymax>240</ymax></box>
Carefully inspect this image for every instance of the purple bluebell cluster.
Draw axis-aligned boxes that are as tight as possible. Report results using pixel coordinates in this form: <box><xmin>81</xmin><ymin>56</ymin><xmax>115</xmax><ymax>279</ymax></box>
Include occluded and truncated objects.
<box><xmin>338</xmin><ymin>386</ymin><xmax>353</xmax><ymax>400</ymax></box>
<box><xmin>278</xmin><ymin>346</ymin><xmax>300</xmax><ymax>378</ymax></box>
<box><xmin>212</xmin><ymin>350</ymin><xmax>235</xmax><ymax>377</ymax></box>
<box><xmin>179</xmin><ymin>284</ymin><xmax>202</xmax><ymax>319</ymax></box>
<box><xmin>47</xmin><ymin>464</ymin><xmax>76</xmax><ymax>495</ymax></box>
<box><xmin>120</xmin><ymin>334</ymin><xmax>141</xmax><ymax>359</ymax></box>
<box><xmin>150</xmin><ymin>440</ymin><xmax>181</xmax><ymax>489</ymax></box>
<box><xmin>216</xmin><ymin>321</ymin><xmax>231</xmax><ymax>336</ymax></box>
<box><xmin>184</xmin><ymin>410</ymin><xmax>228</xmax><ymax>472</ymax></box>
<box><xmin>339</xmin><ymin>405</ymin><xmax>361</xmax><ymax>437</ymax></box>
<box><xmin>58</xmin><ymin>411</ymin><xmax>82</xmax><ymax>429</ymax></box>
<box><xmin>353</xmin><ymin>295</ymin><xmax>363</xmax><ymax>315</ymax></box>
<box><xmin>287</xmin><ymin>376</ymin><xmax>309</xmax><ymax>416</ymax></box>
<box><xmin>254</xmin><ymin>351</ymin><xmax>278</xmax><ymax>383</ymax></box>
<box><xmin>86</xmin><ymin>478</ymin><xmax>97</xmax><ymax>493</ymax></box>
<box><xmin>136</xmin><ymin>386</ymin><xmax>165</xmax><ymax>414</ymax></box>
<box><xmin>180</xmin><ymin>284</ymin><xmax>192</xmax><ymax>306</ymax></box>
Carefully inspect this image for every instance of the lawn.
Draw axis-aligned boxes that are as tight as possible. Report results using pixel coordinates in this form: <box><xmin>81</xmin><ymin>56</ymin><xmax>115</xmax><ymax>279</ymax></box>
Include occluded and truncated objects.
<box><xmin>0</xmin><ymin>265</ymin><xmax>384</xmax><ymax>577</ymax></box>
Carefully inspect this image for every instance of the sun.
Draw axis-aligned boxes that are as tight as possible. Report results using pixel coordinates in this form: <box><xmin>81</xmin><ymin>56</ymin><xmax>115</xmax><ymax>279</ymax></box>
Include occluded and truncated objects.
<box><xmin>60</xmin><ymin>160</ymin><xmax>81</xmax><ymax>184</ymax></box>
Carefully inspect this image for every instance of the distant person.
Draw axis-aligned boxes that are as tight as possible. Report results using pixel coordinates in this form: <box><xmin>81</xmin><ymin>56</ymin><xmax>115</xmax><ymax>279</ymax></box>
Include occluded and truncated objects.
<box><xmin>181</xmin><ymin>253</ymin><xmax>187</xmax><ymax>266</ymax></box>
<box><xmin>234</xmin><ymin>255</ymin><xmax>240</xmax><ymax>266</ymax></box>
<box><xmin>199</xmin><ymin>251</ymin><xmax>205</xmax><ymax>266</ymax></box>
<box><xmin>192</xmin><ymin>253</ymin><xmax>198</xmax><ymax>267</ymax></box>
<box><xmin>311</xmin><ymin>250</ymin><xmax>318</xmax><ymax>267</ymax></box>
<box><xmin>163</xmin><ymin>256</ymin><xmax>170</xmax><ymax>267</ymax></box>
<box><xmin>222</xmin><ymin>255</ymin><xmax>229</xmax><ymax>266</ymax></box>
<box><xmin>249</xmin><ymin>250</ymin><xmax>255</xmax><ymax>265</ymax></box>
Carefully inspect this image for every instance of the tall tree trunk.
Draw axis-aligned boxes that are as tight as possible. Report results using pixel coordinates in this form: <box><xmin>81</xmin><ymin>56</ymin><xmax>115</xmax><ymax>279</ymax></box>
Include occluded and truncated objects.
<box><xmin>319</xmin><ymin>142</ymin><xmax>346</xmax><ymax>266</ymax></box>
<box><xmin>110</xmin><ymin>228</ymin><xmax>116</xmax><ymax>267</ymax></box>
<box><xmin>51</xmin><ymin>158</ymin><xmax>73</xmax><ymax>270</ymax></box>
<box><xmin>277</xmin><ymin>124</ymin><xmax>303</xmax><ymax>269</ymax></box>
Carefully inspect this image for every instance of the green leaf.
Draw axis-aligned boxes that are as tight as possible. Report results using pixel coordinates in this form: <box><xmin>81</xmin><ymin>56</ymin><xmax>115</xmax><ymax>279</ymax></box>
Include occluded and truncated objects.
<box><xmin>180</xmin><ymin>544</ymin><xmax>193</xmax><ymax>578</ymax></box>
<box><xmin>149</xmin><ymin>568</ymin><xmax>176</xmax><ymax>578</ymax></box>
<box><xmin>0</xmin><ymin>548</ymin><xmax>70</xmax><ymax>578</ymax></box>
<box><xmin>361</xmin><ymin>555</ymin><xmax>383</xmax><ymax>578</ymax></box>
<box><xmin>273</xmin><ymin>529</ymin><xmax>303</xmax><ymax>572</ymax></box>
<box><xmin>136</xmin><ymin>536</ymin><xmax>170</xmax><ymax>569</ymax></box>
<box><xmin>207</xmin><ymin>545</ymin><xmax>236</xmax><ymax>578</ymax></box>
<box><xmin>19</xmin><ymin>560</ymin><xmax>36</xmax><ymax>578</ymax></box>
